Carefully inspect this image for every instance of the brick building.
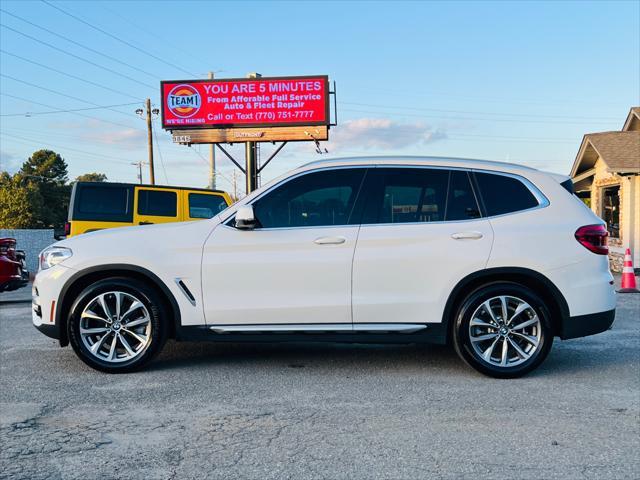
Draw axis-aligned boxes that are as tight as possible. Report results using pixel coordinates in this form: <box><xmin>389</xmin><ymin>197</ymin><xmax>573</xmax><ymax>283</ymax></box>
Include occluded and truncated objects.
<box><xmin>570</xmin><ymin>107</ymin><xmax>640</xmax><ymax>271</ymax></box>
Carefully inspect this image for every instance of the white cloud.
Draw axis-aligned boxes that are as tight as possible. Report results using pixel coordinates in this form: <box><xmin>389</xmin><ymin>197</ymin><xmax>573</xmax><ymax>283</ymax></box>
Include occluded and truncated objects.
<box><xmin>326</xmin><ymin>118</ymin><xmax>446</xmax><ymax>151</ymax></box>
<box><xmin>0</xmin><ymin>150</ymin><xmax>21</xmax><ymax>173</ymax></box>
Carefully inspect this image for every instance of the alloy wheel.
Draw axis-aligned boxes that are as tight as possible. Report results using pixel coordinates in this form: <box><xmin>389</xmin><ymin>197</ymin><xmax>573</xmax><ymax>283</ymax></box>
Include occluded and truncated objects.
<box><xmin>468</xmin><ymin>295</ymin><xmax>542</xmax><ymax>368</ymax></box>
<box><xmin>79</xmin><ymin>291</ymin><xmax>152</xmax><ymax>363</ymax></box>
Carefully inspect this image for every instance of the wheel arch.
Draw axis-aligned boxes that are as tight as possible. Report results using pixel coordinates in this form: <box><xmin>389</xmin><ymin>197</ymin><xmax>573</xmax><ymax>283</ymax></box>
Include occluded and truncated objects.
<box><xmin>442</xmin><ymin>267</ymin><xmax>569</xmax><ymax>344</ymax></box>
<box><xmin>56</xmin><ymin>264</ymin><xmax>181</xmax><ymax>347</ymax></box>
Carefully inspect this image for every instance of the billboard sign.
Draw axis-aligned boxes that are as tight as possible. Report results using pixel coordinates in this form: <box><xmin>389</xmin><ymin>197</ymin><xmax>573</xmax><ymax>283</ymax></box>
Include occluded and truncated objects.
<box><xmin>161</xmin><ymin>75</ymin><xmax>329</xmax><ymax>130</ymax></box>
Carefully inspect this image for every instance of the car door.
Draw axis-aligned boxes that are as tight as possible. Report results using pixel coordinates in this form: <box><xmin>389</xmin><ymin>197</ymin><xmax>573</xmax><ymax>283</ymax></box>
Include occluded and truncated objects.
<box><xmin>134</xmin><ymin>187</ymin><xmax>181</xmax><ymax>225</ymax></box>
<box><xmin>201</xmin><ymin>167</ymin><xmax>368</xmax><ymax>327</ymax></box>
<box><xmin>352</xmin><ymin>167</ymin><xmax>494</xmax><ymax>326</ymax></box>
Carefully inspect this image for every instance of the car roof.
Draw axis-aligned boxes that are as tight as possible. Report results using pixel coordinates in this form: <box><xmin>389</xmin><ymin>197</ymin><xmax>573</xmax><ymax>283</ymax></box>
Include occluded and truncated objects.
<box><xmin>300</xmin><ymin>155</ymin><xmax>541</xmax><ymax>174</ymax></box>
<box><xmin>73</xmin><ymin>181</ymin><xmax>227</xmax><ymax>195</ymax></box>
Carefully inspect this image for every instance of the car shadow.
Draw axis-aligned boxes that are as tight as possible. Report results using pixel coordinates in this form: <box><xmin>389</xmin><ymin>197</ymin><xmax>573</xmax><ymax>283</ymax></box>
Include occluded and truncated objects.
<box><xmin>141</xmin><ymin>330</ymin><xmax>640</xmax><ymax>379</ymax></box>
<box><xmin>149</xmin><ymin>340</ymin><xmax>465</xmax><ymax>373</ymax></box>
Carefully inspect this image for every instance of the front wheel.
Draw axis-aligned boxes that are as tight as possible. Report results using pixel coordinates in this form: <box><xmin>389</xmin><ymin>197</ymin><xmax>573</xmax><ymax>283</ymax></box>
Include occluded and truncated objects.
<box><xmin>67</xmin><ymin>277</ymin><xmax>168</xmax><ymax>373</ymax></box>
<box><xmin>452</xmin><ymin>283</ymin><xmax>554</xmax><ymax>378</ymax></box>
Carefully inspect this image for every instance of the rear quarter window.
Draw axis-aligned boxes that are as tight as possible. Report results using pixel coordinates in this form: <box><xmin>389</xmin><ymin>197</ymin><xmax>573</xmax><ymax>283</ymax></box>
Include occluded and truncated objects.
<box><xmin>474</xmin><ymin>172</ymin><xmax>540</xmax><ymax>216</ymax></box>
<box><xmin>71</xmin><ymin>184</ymin><xmax>133</xmax><ymax>222</ymax></box>
<box><xmin>189</xmin><ymin>193</ymin><xmax>229</xmax><ymax>219</ymax></box>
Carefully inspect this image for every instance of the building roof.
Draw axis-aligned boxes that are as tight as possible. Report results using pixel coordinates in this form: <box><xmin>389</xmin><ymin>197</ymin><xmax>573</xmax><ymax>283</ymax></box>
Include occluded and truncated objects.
<box><xmin>623</xmin><ymin>107</ymin><xmax>640</xmax><ymax>131</ymax></box>
<box><xmin>571</xmin><ymin>131</ymin><xmax>640</xmax><ymax>177</ymax></box>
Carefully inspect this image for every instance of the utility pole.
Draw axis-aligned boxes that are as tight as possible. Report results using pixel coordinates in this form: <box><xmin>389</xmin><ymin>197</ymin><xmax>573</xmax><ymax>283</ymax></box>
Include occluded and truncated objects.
<box><xmin>245</xmin><ymin>72</ymin><xmax>261</xmax><ymax>194</ymax></box>
<box><xmin>145</xmin><ymin>98</ymin><xmax>155</xmax><ymax>185</ymax></box>
<box><xmin>131</xmin><ymin>161</ymin><xmax>147</xmax><ymax>184</ymax></box>
<box><xmin>208</xmin><ymin>72</ymin><xmax>216</xmax><ymax>190</ymax></box>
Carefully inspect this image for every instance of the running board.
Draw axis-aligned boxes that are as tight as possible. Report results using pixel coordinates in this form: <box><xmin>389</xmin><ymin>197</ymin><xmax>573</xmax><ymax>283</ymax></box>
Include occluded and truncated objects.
<box><xmin>209</xmin><ymin>323</ymin><xmax>427</xmax><ymax>334</ymax></box>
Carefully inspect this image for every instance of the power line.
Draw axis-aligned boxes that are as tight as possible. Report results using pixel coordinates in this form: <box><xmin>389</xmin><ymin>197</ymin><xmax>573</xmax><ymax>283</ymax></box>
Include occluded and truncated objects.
<box><xmin>0</xmin><ymin>23</ymin><xmax>155</xmax><ymax>89</ymax></box>
<box><xmin>340</xmin><ymin>101</ymin><xmax>620</xmax><ymax>121</ymax></box>
<box><xmin>0</xmin><ymin>92</ymin><xmax>145</xmax><ymax>131</ymax></box>
<box><xmin>0</xmin><ymin>73</ymin><xmax>139</xmax><ymax>118</ymax></box>
<box><xmin>41</xmin><ymin>0</ymin><xmax>196</xmax><ymax>77</ymax></box>
<box><xmin>0</xmin><ymin>8</ymin><xmax>159</xmax><ymax>79</ymax></box>
<box><xmin>98</xmin><ymin>4</ymin><xmax>212</xmax><ymax>71</ymax></box>
<box><xmin>0</xmin><ymin>131</ymin><xmax>135</xmax><ymax>164</ymax></box>
<box><xmin>151</xmin><ymin>118</ymin><xmax>169</xmax><ymax>184</ymax></box>
<box><xmin>0</xmin><ymin>126</ymin><xmax>148</xmax><ymax>151</ymax></box>
<box><xmin>0</xmin><ymin>101</ymin><xmax>140</xmax><ymax>117</ymax></box>
<box><xmin>0</xmin><ymin>49</ymin><xmax>144</xmax><ymax>101</ymax></box>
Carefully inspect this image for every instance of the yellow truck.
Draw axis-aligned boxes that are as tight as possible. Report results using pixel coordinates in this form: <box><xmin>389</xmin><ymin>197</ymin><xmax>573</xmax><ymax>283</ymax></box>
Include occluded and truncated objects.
<box><xmin>66</xmin><ymin>182</ymin><xmax>233</xmax><ymax>237</ymax></box>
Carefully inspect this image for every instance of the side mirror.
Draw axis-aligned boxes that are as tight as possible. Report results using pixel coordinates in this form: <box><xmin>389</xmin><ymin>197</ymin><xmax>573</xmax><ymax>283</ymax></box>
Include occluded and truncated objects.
<box><xmin>235</xmin><ymin>205</ymin><xmax>257</xmax><ymax>230</ymax></box>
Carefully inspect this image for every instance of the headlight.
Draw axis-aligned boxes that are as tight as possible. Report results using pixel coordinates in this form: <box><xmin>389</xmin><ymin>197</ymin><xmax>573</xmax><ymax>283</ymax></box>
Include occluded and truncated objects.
<box><xmin>39</xmin><ymin>247</ymin><xmax>72</xmax><ymax>270</ymax></box>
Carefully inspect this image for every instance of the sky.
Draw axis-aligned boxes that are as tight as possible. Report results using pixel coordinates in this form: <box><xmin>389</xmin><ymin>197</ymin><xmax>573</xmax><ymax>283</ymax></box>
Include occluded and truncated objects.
<box><xmin>0</xmin><ymin>0</ymin><xmax>638</xmax><ymax>196</ymax></box>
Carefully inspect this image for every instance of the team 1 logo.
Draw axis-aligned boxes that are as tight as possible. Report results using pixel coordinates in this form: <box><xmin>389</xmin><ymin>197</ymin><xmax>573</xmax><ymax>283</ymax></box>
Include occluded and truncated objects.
<box><xmin>167</xmin><ymin>84</ymin><xmax>201</xmax><ymax>118</ymax></box>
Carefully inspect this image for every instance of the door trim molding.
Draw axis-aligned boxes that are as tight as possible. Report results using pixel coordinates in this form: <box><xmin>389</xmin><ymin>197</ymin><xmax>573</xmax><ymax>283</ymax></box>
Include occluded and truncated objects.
<box><xmin>209</xmin><ymin>323</ymin><xmax>428</xmax><ymax>334</ymax></box>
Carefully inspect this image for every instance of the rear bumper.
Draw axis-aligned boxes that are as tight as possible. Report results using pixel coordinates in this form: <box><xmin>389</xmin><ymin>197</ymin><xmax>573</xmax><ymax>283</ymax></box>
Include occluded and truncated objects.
<box><xmin>560</xmin><ymin>308</ymin><xmax>615</xmax><ymax>340</ymax></box>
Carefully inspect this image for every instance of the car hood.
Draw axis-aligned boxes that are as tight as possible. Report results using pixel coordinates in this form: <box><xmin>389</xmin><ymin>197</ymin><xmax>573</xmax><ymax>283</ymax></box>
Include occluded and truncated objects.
<box><xmin>54</xmin><ymin>218</ymin><xmax>222</xmax><ymax>271</ymax></box>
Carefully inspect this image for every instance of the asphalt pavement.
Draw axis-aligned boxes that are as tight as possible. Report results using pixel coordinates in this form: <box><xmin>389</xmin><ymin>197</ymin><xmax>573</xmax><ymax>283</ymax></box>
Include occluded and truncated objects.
<box><xmin>0</xmin><ymin>280</ymin><xmax>638</xmax><ymax>480</ymax></box>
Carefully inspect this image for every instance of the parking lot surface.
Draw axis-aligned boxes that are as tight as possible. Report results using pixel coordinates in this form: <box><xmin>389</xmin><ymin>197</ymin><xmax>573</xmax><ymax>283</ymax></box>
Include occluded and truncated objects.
<box><xmin>1</xmin><ymin>284</ymin><xmax>638</xmax><ymax>480</ymax></box>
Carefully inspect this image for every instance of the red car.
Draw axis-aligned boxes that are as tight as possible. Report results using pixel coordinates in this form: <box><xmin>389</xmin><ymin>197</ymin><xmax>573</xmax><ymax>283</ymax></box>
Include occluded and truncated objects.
<box><xmin>0</xmin><ymin>238</ymin><xmax>29</xmax><ymax>292</ymax></box>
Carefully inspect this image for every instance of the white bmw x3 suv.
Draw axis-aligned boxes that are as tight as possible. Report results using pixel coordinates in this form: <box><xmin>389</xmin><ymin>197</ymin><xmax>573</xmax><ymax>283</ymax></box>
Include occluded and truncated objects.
<box><xmin>33</xmin><ymin>157</ymin><xmax>616</xmax><ymax>377</ymax></box>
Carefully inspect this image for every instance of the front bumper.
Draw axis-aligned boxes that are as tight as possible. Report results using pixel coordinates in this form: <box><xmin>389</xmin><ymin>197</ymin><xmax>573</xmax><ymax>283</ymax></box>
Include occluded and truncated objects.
<box><xmin>560</xmin><ymin>308</ymin><xmax>616</xmax><ymax>340</ymax></box>
<box><xmin>32</xmin><ymin>264</ymin><xmax>75</xmax><ymax>342</ymax></box>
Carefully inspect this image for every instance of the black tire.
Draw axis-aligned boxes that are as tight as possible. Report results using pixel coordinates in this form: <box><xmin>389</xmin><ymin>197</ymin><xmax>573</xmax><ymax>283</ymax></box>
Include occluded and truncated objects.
<box><xmin>452</xmin><ymin>282</ymin><xmax>554</xmax><ymax>379</ymax></box>
<box><xmin>67</xmin><ymin>277</ymin><xmax>168</xmax><ymax>373</ymax></box>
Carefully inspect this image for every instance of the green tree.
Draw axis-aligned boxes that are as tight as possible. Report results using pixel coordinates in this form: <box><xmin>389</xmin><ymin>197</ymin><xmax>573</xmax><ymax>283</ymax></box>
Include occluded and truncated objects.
<box><xmin>75</xmin><ymin>172</ymin><xmax>107</xmax><ymax>183</ymax></box>
<box><xmin>18</xmin><ymin>150</ymin><xmax>71</xmax><ymax>229</ymax></box>
<box><xmin>0</xmin><ymin>172</ymin><xmax>44</xmax><ymax>229</ymax></box>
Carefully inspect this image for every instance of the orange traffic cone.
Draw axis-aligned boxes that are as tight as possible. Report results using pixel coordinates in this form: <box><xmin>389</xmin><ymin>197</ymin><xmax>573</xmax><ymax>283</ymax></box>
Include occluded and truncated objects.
<box><xmin>618</xmin><ymin>248</ymin><xmax>640</xmax><ymax>293</ymax></box>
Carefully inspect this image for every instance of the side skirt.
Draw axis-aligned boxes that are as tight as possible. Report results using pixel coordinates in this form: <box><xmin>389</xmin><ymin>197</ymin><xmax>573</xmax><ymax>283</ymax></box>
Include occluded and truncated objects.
<box><xmin>175</xmin><ymin>323</ymin><xmax>448</xmax><ymax>345</ymax></box>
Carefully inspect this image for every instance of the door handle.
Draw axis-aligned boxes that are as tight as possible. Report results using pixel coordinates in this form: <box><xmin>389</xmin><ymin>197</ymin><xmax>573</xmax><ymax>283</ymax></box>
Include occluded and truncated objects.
<box><xmin>451</xmin><ymin>231</ymin><xmax>483</xmax><ymax>240</ymax></box>
<box><xmin>139</xmin><ymin>221</ymin><xmax>154</xmax><ymax>225</ymax></box>
<box><xmin>314</xmin><ymin>236</ymin><xmax>346</xmax><ymax>245</ymax></box>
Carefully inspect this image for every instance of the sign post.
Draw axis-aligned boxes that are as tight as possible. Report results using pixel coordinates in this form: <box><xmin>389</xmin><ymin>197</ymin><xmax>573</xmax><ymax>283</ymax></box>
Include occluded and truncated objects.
<box><xmin>161</xmin><ymin>74</ymin><xmax>334</xmax><ymax>194</ymax></box>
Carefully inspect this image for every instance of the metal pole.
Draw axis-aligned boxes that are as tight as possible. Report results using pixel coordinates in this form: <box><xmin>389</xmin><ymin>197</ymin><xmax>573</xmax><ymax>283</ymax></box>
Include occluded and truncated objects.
<box><xmin>146</xmin><ymin>98</ymin><xmax>155</xmax><ymax>185</ymax></box>
<box><xmin>208</xmin><ymin>72</ymin><xmax>216</xmax><ymax>189</ymax></box>
<box><xmin>244</xmin><ymin>72</ymin><xmax>261</xmax><ymax>194</ymax></box>
<box><xmin>245</xmin><ymin>142</ymin><xmax>257</xmax><ymax>194</ymax></box>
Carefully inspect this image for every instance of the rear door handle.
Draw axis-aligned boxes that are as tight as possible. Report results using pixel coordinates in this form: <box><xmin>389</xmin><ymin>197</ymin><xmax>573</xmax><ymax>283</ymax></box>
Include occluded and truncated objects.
<box><xmin>451</xmin><ymin>231</ymin><xmax>483</xmax><ymax>240</ymax></box>
<box><xmin>314</xmin><ymin>236</ymin><xmax>346</xmax><ymax>245</ymax></box>
<box><xmin>139</xmin><ymin>221</ymin><xmax>154</xmax><ymax>225</ymax></box>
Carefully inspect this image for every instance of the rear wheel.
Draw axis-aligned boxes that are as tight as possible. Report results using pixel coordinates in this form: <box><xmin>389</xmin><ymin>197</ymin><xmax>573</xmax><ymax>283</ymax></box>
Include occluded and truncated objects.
<box><xmin>452</xmin><ymin>283</ymin><xmax>554</xmax><ymax>378</ymax></box>
<box><xmin>67</xmin><ymin>277</ymin><xmax>168</xmax><ymax>373</ymax></box>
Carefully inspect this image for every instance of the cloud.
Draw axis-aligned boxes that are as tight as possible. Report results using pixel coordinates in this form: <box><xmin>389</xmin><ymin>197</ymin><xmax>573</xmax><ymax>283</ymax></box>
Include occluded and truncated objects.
<box><xmin>0</xmin><ymin>150</ymin><xmax>21</xmax><ymax>173</ymax></box>
<box><xmin>326</xmin><ymin>118</ymin><xmax>446</xmax><ymax>151</ymax></box>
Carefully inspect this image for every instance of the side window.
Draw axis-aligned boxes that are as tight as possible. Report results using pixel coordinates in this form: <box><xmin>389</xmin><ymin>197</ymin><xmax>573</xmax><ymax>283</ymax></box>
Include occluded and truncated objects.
<box><xmin>252</xmin><ymin>168</ymin><xmax>366</xmax><ymax>228</ymax></box>
<box><xmin>137</xmin><ymin>189</ymin><xmax>177</xmax><ymax>217</ymax></box>
<box><xmin>446</xmin><ymin>170</ymin><xmax>481</xmax><ymax>220</ymax></box>
<box><xmin>73</xmin><ymin>184</ymin><xmax>133</xmax><ymax>222</ymax></box>
<box><xmin>474</xmin><ymin>172</ymin><xmax>539</xmax><ymax>216</ymax></box>
<box><xmin>365</xmin><ymin>168</ymin><xmax>449</xmax><ymax>224</ymax></box>
<box><xmin>189</xmin><ymin>193</ymin><xmax>228</xmax><ymax>219</ymax></box>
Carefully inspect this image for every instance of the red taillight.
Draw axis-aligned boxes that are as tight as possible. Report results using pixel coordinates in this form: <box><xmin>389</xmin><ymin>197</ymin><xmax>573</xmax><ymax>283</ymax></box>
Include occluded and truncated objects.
<box><xmin>64</xmin><ymin>222</ymin><xmax>71</xmax><ymax>236</ymax></box>
<box><xmin>575</xmin><ymin>224</ymin><xmax>609</xmax><ymax>255</ymax></box>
